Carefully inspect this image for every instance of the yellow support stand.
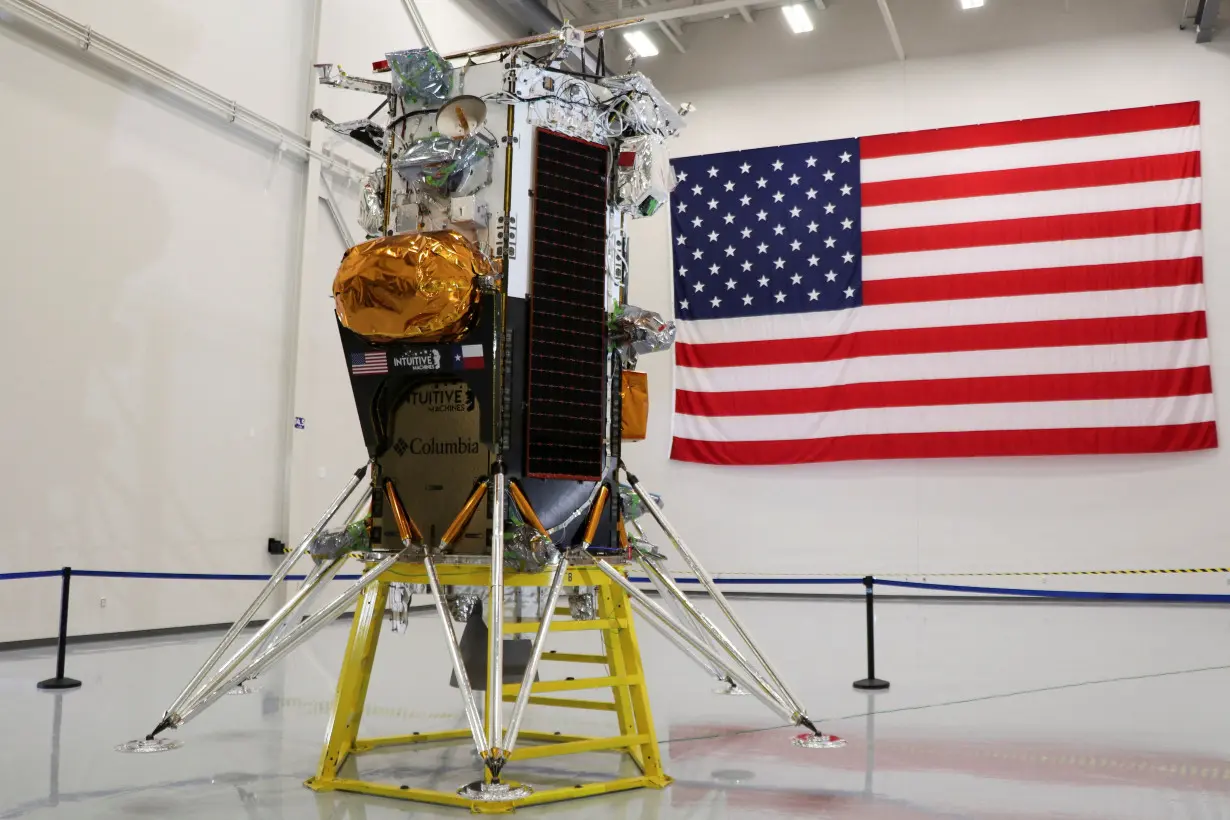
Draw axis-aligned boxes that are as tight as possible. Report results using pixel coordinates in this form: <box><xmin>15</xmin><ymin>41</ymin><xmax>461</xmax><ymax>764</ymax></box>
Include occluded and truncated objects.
<box><xmin>305</xmin><ymin>562</ymin><xmax>672</xmax><ymax>813</ymax></box>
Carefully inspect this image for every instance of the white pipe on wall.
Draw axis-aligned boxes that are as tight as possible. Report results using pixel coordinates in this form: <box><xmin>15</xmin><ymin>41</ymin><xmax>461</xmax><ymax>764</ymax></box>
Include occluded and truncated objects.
<box><xmin>0</xmin><ymin>0</ymin><xmax>367</xmax><ymax>182</ymax></box>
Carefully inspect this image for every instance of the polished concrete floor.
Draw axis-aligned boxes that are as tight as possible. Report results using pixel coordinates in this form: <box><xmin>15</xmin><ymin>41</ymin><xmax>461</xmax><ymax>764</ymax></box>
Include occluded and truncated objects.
<box><xmin>2</xmin><ymin>596</ymin><xmax>1229</xmax><ymax>819</ymax></box>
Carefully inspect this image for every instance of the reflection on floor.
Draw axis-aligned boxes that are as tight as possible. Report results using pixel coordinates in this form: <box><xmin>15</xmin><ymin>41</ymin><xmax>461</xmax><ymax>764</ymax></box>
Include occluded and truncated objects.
<box><xmin>1</xmin><ymin>596</ymin><xmax>1228</xmax><ymax>819</ymax></box>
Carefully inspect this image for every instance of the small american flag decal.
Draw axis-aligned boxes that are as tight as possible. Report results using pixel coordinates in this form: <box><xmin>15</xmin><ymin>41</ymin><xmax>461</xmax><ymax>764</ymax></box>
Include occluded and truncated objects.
<box><xmin>350</xmin><ymin>351</ymin><xmax>388</xmax><ymax>375</ymax></box>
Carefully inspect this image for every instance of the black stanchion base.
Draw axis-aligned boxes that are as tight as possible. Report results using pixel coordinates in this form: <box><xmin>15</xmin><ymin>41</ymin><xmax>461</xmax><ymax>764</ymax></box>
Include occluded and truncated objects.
<box><xmin>37</xmin><ymin>677</ymin><xmax>82</xmax><ymax>691</ymax></box>
<box><xmin>852</xmin><ymin>677</ymin><xmax>890</xmax><ymax>691</ymax></box>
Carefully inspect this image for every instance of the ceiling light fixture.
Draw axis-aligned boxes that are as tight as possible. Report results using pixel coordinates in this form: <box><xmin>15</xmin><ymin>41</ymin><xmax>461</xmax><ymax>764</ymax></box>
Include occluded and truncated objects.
<box><xmin>782</xmin><ymin>4</ymin><xmax>814</xmax><ymax>34</ymax></box>
<box><xmin>960</xmin><ymin>0</ymin><xmax>986</xmax><ymax>9</ymax></box>
<box><xmin>623</xmin><ymin>30</ymin><xmax>659</xmax><ymax>57</ymax></box>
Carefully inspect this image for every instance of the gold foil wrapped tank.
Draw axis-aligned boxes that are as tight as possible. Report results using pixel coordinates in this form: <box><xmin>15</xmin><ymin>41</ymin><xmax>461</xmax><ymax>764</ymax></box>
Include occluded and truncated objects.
<box><xmin>333</xmin><ymin>230</ymin><xmax>487</xmax><ymax>342</ymax></box>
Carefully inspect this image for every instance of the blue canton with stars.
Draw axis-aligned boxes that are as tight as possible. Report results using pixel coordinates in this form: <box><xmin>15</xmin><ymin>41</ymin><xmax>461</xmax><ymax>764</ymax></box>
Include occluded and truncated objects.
<box><xmin>669</xmin><ymin>138</ymin><xmax>861</xmax><ymax>321</ymax></box>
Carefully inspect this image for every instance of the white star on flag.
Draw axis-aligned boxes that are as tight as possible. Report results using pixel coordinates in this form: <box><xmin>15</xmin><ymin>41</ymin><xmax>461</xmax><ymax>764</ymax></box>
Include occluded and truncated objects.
<box><xmin>742</xmin><ymin>294</ymin><xmax>753</xmax><ymax>305</ymax></box>
<box><xmin>839</xmin><ymin>151</ymin><xmax>852</xmax><ymax>163</ymax></box>
<box><xmin>844</xmin><ymin>287</ymin><xmax>855</xmax><ymax>298</ymax></box>
<box><xmin>739</xmin><ymin>162</ymin><xmax>750</xmax><ymax>173</ymax></box>
<box><xmin>707</xmin><ymin>166</ymin><xmax>718</xmax><ymax>177</ymax></box>
<box><xmin>710</xmin><ymin>296</ymin><xmax>721</xmax><ymax>307</ymax></box>
<box><xmin>772</xmin><ymin>159</ymin><xmax>784</xmax><ymax>171</ymax></box>
<box><xmin>823</xmin><ymin>170</ymin><xmax>835</xmax><ymax>181</ymax></box>
<box><xmin>790</xmin><ymin>273</ymin><xmax>802</xmax><ymax>285</ymax></box>
<box><xmin>757</xmin><ymin>275</ymin><xmax>769</xmax><ymax>287</ymax></box>
<box><xmin>805</xmin><ymin>156</ymin><xmax>817</xmax><ymax>167</ymax></box>
<box><xmin>825</xmin><ymin>270</ymin><xmax>837</xmax><ymax>282</ymax></box>
<box><xmin>807</xmin><ymin>289</ymin><xmax>819</xmax><ymax>300</ymax></box>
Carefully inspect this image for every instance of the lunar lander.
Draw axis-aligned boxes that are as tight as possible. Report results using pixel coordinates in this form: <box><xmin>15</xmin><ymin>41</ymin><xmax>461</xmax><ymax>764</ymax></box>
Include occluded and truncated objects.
<box><xmin>120</xmin><ymin>19</ymin><xmax>843</xmax><ymax>812</ymax></box>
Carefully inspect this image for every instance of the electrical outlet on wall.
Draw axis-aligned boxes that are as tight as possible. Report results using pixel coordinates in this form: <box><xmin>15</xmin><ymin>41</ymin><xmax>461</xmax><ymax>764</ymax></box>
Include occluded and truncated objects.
<box><xmin>99</xmin><ymin>597</ymin><xmax>106</xmax><ymax>608</ymax></box>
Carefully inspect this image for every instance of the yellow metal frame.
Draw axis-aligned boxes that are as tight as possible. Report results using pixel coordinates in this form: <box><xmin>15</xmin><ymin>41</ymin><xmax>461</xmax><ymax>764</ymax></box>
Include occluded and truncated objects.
<box><xmin>305</xmin><ymin>562</ymin><xmax>671</xmax><ymax>813</ymax></box>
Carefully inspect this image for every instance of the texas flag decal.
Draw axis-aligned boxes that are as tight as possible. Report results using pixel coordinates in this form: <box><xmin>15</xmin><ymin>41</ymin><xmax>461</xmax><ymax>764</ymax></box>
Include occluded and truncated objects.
<box><xmin>460</xmin><ymin>344</ymin><xmax>484</xmax><ymax>370</ymax></box>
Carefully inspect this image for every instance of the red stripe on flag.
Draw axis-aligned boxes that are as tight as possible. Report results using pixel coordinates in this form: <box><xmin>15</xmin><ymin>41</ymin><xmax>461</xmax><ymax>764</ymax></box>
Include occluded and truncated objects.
<box><xmin>670</xmin><ymin>422</ymin><xmax>1218</xmax><ymax>465</ymax></box>
<box><xmin>864</xmin><ymin>258</ymin><xmax>1204</xmax><ymax>305</ymax></box>
<box><xmin>862</xmin><ymin>204</ymin><xmax>1200</xmax><ymax>256</ymax></box>
<box><xmin>859</xmin><ymin>102</ymin><xmax>1199</xmax><ymax>159</ymax></box>
<box><xmin>676</xmin><ymin>367</ymin><xmax>1213</xmax><ymax>417</ymax></box>
<box><xmin>675</xmin><ymin>313</ymin><xmax>1207</xmax><ymax>369</ymax></box>
<box><xmin>862</xmin><ymin>153</ymin><xmax>1202</xmax><ymax>207</ymax></box>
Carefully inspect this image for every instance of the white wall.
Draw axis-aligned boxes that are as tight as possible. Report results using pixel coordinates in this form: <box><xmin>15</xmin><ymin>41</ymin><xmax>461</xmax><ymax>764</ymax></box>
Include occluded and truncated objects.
<box><xmin>623</xmin><ymin>5</ymin><xmax>1230</xmax><ymax>594</ymax></box>
<box><xmin>0</xmin><ymin>0</ymin><xmax>515</xmax><ymax>643</ymax></box>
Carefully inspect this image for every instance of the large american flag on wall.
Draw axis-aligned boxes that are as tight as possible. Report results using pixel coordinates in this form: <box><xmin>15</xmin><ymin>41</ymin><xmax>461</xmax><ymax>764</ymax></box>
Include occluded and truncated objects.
<box><xmin>668</xmin><ymin>102</ymin><xmax>1216</xmax><ymax>465</ymax></box>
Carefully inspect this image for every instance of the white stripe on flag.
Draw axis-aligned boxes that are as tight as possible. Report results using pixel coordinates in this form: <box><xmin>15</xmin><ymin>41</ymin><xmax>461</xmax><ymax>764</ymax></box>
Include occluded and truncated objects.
<box><xmin>861</xmin><ymin>231</ymin><xmax>1203</xmax><ymax>281</ymax></box>
<box><xmin>676</xmin><ymin>340</ymin><xmax>1209</xmax><ymax>394</ymax></box>
<box><xmin>860</xmin><ymin>126</ymin><xmax>1200</xmax><ymax>183</ymax></box>
<box><xmin>461</xmin><ymin>344</ymin><xmax>483</xmax><ymax>357</ymax></box>
<box><xmin>675</xmin><ymin>285</ymin><xmax>1206</xmax><ymax>345</ymax></box>
<box><xmin>861</xmin><ymin>178</ymin><xmax>1202</xmax><ymax>232</ymax></box>
<box><xmin>673</xmin><ymin>394</ymin><xmax>1216</xmax><ymax>442</ymax></box>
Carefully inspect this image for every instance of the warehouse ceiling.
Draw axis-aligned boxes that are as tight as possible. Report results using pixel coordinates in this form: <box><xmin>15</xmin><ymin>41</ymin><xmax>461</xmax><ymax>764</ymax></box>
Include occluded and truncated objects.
<box><xmin>492</xmin><ymin>0</ymin><xmax>1220</xmax><ymax>92</ymax></box>
<box><xmin>495</xmin><ymin>0</ymin><xmax>1224</xmax><ymax>92</ymax></box>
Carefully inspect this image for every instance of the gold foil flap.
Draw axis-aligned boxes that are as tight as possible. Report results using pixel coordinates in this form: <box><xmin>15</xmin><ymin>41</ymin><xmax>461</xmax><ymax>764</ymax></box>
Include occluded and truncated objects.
<box><xmin>333</xmin><ymin>230</ymin><xmax>488</xmax><ymax>342</ymax></box>
<box><xmin>621</xmin><ymin>370</ymin><xmax>648</xmax><ymax>441</ymax></box>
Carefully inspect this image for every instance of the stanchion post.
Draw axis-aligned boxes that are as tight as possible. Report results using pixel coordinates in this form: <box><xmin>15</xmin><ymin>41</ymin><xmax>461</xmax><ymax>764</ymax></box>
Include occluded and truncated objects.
<box><xmin>852</xmin><ymin>575</ymin><xmax>889</xmax><ymax>691</ymax></box>
<box><xmin>37</xmin><ymin>567</ymin><xmax>82</xmax><ymax>691</ymax></box>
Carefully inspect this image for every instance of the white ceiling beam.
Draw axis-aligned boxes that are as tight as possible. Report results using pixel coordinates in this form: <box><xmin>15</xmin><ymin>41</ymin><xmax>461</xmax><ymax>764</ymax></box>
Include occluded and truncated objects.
<box><xmin>737</xmin><ymin>5</ymin><xmax>754</xmax><ymax>23</ymax></box>
<box><xmin>876</xmin><ymin>0</ymin><xmax>905</xmax><ymax>60</ymax></box>
<box><xmin>631</xmin><ymin>0</ymin><xmax>687</xmax><ymax>53</ymax></box>
<box><xmin>593</xmin><ymin>0</ymin><xmax>788</xmax><ymax>25</ymax></box>
<box><xmin>656</xmin><ymin>20</ymin><xmax>687</xmax><ymax>51</ymax></box>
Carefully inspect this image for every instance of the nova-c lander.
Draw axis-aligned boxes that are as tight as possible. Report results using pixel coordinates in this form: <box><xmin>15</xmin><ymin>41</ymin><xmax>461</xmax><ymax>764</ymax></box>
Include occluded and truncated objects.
<box><xmin>119</xmin><ymin>19</ymin><xmax>843</xmax><ymax>812</ymax></box>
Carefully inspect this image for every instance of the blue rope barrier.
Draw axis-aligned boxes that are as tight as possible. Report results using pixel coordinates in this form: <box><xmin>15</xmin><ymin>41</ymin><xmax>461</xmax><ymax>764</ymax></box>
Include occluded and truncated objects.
<box><xmin>627</xmin><ymin>576</ymin><xmax>863</xmax><ymax>586</ymax></box>
<box><xmin>3</xmin><ymin>568</ymin><xmax>1228</xmax><ymax>603</ymax></box>
<box><xmin>873</xmin><ymin>578</ymin><xmax>1230</xmax><ymax>603</ymax></box>
<box><xmin>0</xmin><ymin>570</ymin><xmax>62</xmax><ymax>581</ymax></box>
<box><xmin>70</xmin><ymin>569</ymin><xmax>366</xmax><ymax>582</ymax></box>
